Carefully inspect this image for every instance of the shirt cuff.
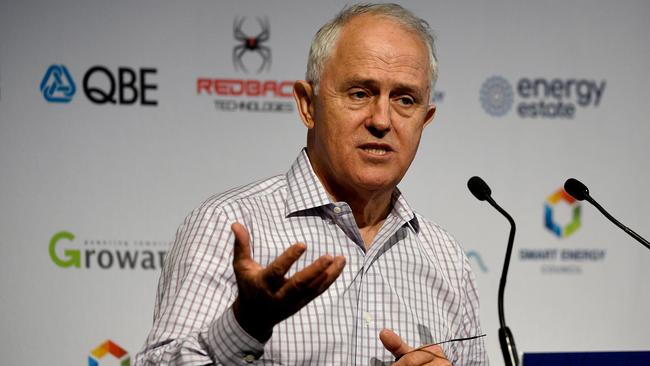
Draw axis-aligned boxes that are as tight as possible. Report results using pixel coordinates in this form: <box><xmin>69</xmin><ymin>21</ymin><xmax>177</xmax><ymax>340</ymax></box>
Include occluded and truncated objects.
<box><xmin>204</xmin><ymin>305</ymin><xmax>267</xmax><ymax>364</ymax></box>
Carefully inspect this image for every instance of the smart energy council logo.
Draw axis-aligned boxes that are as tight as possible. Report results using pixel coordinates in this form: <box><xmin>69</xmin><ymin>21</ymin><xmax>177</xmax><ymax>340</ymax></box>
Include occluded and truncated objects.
<box><xmin>544</xmin><ymin>187</ymin><xmax>581</xmax><ymax>238</ymax></box>
<box><xmin>519</xmin><ymin>186</ymin><xmax>606</xmax><ymax>274</ymax></box>
<box><xmin>49</xmin><ymin>231</ymin><xmax>168</xmax><ymax>270</ymax></box>
<box><xmin>197</xmin><ymin>16</ymin><xmax>294</xmax><ymax>113</ymax></box>
<box><xmin>88</xmin><ymin>340</ymin><xmax>130</xmax><ymax>366</ymax></box>
<box><xmin>480</xmin><ymin>75</ymin><xmax>605</xmax><ymax>118</ymax></box>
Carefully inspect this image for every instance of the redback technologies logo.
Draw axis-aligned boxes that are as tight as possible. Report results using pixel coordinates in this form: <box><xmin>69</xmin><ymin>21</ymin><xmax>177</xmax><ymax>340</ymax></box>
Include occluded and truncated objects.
<box><xmin>197</xmin><ymin>16</ymin><xmax>294</xmax><ymax>113</ymax></box>
<box><xmin>544</xmin><ymin>187</ymin><xmax>581</xmax><ymax>238</ymax></box>
<box><xmin>233</xmin><ymin>16</ymin><xmax>271</xmax><ymax>73</ymax></box>
<box><xmin>88</xmin><ymin>340</ymin><xmax>130</xmax><ymax>366</ymax></box>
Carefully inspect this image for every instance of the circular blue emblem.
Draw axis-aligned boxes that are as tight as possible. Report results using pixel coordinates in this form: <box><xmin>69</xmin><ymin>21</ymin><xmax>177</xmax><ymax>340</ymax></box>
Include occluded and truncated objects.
<box><xmin>480</xmin><ymin>76</ymin><xmax>514</xmax><ymax>117</ymax></box>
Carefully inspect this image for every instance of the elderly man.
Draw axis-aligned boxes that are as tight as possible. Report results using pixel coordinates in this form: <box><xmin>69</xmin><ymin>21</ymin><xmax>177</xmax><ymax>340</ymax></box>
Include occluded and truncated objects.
<box><xmin>136</xmin><ymin>3</ymin><xmax>487</xmax><ymax>365</ymax></box>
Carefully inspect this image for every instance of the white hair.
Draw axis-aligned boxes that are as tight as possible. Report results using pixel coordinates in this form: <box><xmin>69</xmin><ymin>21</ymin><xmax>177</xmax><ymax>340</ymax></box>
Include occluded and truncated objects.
<box><xmin>306</xmin><ymin>3</ymin><xmax>438</xmax><ymax>95</ymax></box>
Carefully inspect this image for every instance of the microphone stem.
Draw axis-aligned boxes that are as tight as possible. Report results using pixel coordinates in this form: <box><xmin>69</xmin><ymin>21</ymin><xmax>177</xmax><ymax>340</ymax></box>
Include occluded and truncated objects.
<box><xmin>487</xmin><ymin>196</ymin><xmax>516</xmax><ymax>329</ymax></box>
<box><xmin>586</xmin><ymin>195</ymin><xmax>650</xmax><ymax>250</ymax></box>
<box><xmin>486</xmin><ymin>196</ymin><xmax>519</xmax><ymax>366</ymax></box>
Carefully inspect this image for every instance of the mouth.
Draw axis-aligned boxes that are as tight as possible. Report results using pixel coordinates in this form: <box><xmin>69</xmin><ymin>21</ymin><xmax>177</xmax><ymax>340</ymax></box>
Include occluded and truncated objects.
<box><xmin>359</xmin><ymin>143</ymin><xmax>393</xmax><ymax>156</ymax></box>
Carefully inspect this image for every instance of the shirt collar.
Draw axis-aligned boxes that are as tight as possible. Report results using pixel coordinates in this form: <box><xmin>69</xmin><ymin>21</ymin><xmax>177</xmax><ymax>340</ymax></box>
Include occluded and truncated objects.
<box><xmin>285</xmin><ymin>148</ymin><xmax>420</xmax><ymax>232</ymax></box>
<box><xmin>285</xmin><ymin>148</ymin><xmax>332</xmax><ymax>215</ymax></box>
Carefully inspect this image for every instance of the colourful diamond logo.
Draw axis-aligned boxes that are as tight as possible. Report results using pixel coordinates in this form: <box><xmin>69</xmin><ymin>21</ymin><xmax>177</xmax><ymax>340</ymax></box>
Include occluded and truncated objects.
<box><xmin>88</xmin><ymin>340</ymin><xmax>130</xmax><ymax>366</ymax></box>
<box><xmin>545</xmin><ymin>187</ymin><xmax>581</xmax><ymax>238</ymax></box>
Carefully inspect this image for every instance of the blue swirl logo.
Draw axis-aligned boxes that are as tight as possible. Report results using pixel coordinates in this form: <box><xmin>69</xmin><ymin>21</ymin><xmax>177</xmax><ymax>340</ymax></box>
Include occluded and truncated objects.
<box><xmin>40</xmin><ymin>64</ymin><xmax>76</xmax><ymax>103</ymax></box>
<box><xmin>480</xmin><ymin>76</ymin><xmax>513</xmax><ymax>117</ymax></box>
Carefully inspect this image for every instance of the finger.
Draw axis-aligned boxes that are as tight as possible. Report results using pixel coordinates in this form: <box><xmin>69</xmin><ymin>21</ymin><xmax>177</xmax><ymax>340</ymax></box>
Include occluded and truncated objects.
<box><xmin>261</xmin><ymin>242</ymin><xmax>307</xmax><ymax>288</ymax></box>
<box><xmin>394</xmin><ymin>351</ymin><xmax>436</xmax><ymax>365</ymax></box>
<box><xmin>309</xmin><ymin>255</ymin><xmax>346</xmax><ymax>293</ymax></box>
<box><xmin>276</xmin><ymin>254</ymin><xmax>335</xmax><ymax>300</ymax></box>
<box><xmin>397</xmin><ymin>345</ymin><xmax>450</xmax><ymax>366</ymax></box>
<box><xmin>379</xmin><ymin>328</ymin><xmax>412</xmax><ymax>359</ymax></box>
<box><xmin>231</xmin><ymin>222</ymin><xmax>252</xmax><ymax>264</ymax></box>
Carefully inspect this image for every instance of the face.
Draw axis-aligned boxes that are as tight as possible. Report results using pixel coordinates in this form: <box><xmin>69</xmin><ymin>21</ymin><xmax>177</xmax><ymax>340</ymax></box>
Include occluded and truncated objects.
<box><xmin>295</xmin><ymin>14</ymin><xmax>435</xmax><ymax>199</ymax></box>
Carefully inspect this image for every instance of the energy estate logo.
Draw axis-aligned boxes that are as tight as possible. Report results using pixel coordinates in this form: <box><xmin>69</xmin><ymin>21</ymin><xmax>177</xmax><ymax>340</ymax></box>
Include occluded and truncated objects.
<box><xmin>197</xmin><ymin>16</ymin><xmax>294</xmax><ymax>113</ymax></box>
<box><xmin>88</xmin><ymin>340</ymin><xmax>130</xmax><ymax>366</ymax></box>
<box><xmin>518</xmin><ymin>186</ymin><xmax>606</xmax><ymax>274</ymax></box>
<box><xmin>39</xmin><ymin>64</ymin><xmax>158</xmax><ymax>106</ymax></box>
<box><xmin>479</xmin><ymin>76</ymin><xmax>513</xmax><ymax>117</ymax></box>
<box><xmin>480</xmin><ymin>75</ymin><xmax>605</xmax><ymax>118</ymax></box>
<box><xmin>49</xmin><ymin>231</ymin><xmax>169</xmax><ymax>270</ymax></box>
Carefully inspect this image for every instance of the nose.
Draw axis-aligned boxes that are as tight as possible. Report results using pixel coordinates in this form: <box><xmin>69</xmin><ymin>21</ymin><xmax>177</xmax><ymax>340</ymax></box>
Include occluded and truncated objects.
<box><xmin>366</xmin><ymin>95</ymin><xmax>391</xmax><ymax>137</ymax></box>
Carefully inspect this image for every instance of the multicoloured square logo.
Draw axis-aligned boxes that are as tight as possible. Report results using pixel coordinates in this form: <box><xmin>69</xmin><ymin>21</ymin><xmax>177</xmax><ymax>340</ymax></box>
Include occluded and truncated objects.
<box><xmin>88</xmin><ymin>340</ymin><xmax>130</xmax><ymax>366</ymax></box>
<box><xmin>545</xmin><ymin>187</ymin><xmax>582</xmax><ymax>238</ymax></box>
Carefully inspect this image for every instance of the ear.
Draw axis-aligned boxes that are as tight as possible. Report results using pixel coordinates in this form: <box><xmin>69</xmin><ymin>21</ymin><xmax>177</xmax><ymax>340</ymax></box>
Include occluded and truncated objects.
<box><xmin>293</xmin><ymin>80</ymin><xmax>317</xmax><ymax>129</ymax></box>
<box><xmin>423</xmin><ymin>103</ymin><xmax>436</xmax><ymax>128</ymax></box>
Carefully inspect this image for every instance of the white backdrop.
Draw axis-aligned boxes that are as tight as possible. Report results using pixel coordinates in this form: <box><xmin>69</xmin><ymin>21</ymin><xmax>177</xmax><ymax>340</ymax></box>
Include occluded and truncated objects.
<box><xmin>1</xmin><ymin>0</ymin><xmax>649</xmax><ymax>364</ymax></box>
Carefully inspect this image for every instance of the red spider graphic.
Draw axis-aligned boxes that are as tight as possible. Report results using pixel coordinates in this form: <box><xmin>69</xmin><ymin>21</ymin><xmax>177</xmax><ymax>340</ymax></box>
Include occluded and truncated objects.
<box><xmin>233</xmin><ymin>17</ymin><xmax>271</xmax><ymax>73</ymax></box>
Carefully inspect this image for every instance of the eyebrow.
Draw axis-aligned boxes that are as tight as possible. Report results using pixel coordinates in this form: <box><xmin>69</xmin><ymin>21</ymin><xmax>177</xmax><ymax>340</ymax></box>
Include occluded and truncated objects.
<box><xmin>343</xmin><ymin>77</ymin><xmax>425</xmax><ymax>95</ymax></box>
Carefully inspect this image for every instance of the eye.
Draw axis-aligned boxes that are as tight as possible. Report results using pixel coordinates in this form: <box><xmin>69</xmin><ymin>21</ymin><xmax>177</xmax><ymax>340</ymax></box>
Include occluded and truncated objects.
<box><xmin>396</xmin><ymin>96</ymin><xmax>415</xmax><ymax>106</ymax></box>
<box><xmin>349</xmin><ymin>89</ymin><xmax>369</xmax><ymax>100</ymax></box>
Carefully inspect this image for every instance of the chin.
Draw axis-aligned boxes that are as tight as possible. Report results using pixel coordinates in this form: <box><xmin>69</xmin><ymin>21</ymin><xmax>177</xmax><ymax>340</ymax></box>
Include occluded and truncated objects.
<box><xmin>354</xmin><ymin>175</ymin><xmax>400</xmax><ymax>193</ymax></box>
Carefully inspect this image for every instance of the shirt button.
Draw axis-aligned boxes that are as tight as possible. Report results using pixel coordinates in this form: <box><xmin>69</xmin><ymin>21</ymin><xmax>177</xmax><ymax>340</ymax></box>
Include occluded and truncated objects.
<box><xmin>333</xmin><ymin>206</ymin><xmax>342</xmax><ymax>214</ymax></box>
<box><xmin>243</xmin><ymin>354</ymin><xmax>256</xmax><ymax>363</ymax></box>
<box><xmin>363</xmin><ymin>311</ymin><xmax>372</xmax><ymax>325</ymax></box>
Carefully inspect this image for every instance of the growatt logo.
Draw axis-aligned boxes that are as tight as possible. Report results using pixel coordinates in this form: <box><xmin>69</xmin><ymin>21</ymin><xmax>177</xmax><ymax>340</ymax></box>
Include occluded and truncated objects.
<box><xmin>88</xmin><ymin>340</ymin><xmax>130</xmax><ymax>366</ymax></box>
<box><xmin>49</xmin><ymin>231</ymin><xmax>168</xmax><ymax>270</ymax></box>
<box><xmin>544</xmin><ymin>187</ymin><xmax>581</xmax><ymax>238</ymax></box>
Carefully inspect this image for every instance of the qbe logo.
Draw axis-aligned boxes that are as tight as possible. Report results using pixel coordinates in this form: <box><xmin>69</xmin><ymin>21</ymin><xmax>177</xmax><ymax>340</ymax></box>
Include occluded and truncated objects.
<box><xmin>39</xmin><ymin>64</ymin><xmax>158</xmax><ymax>106</ymax></box>
<box><xmin>480</xmin><ymin>75</ymin><xmax>605</xmax><ymax>119</ymax></box>
<box><xmin>40</xmin><ymin>65</ymin><xmax>76</xmax><ymax>103</ymax></box>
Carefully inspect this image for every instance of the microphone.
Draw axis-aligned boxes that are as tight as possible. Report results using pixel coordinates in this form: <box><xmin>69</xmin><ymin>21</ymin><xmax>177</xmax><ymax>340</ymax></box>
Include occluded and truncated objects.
<box><xmin>564</xmin><ymin>178</ymin><xmax>649</xmax><ymax>250</ymax></box>
<box><xmin>467</xmin><ymin>176</ymin><xmax>519</xmax><ymax>366</ymax></box>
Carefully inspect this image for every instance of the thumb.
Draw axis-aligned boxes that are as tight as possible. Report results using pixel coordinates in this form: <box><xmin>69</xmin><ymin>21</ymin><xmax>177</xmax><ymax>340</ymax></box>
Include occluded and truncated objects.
<box><xmin>379</xmin><ymin>328</ymin><xmax>412</xmax><ymax>359</ymax></box>
<box><xmin>231</xmin><ymin>222</ymin><xmax>252</xmax><ymax>264</ymax></box>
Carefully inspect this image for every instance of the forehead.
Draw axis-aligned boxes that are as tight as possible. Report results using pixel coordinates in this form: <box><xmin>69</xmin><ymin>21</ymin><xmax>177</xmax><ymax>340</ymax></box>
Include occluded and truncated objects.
<box><xmin>324</xmin><ymin>14</ymin><xmax>431</xmax><ymax>90</ymax></box>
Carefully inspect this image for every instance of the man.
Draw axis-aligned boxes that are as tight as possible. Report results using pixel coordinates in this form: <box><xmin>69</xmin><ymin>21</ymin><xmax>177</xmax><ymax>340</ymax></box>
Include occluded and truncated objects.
<box><xmin>136</xmin><ymin>3</ymin><xmax>487</xmax><ymax>365</ymax></box>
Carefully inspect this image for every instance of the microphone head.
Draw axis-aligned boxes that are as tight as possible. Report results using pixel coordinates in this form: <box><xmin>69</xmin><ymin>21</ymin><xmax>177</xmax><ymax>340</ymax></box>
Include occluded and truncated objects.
<box><xmin>467</xmin><ymin>176</ymin><xmax>492</xmax><ymax>201</ymax></box>
<box><xmin>564</xmin><ymin>178</ymin><xmax>589</xmax><ymax>201</ymax></box>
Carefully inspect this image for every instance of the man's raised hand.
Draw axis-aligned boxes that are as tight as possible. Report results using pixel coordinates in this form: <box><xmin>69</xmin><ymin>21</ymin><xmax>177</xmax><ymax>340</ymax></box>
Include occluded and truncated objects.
<box><xmin>231</xmin><ymin>222</ymin><xmax>346</xmax><ymax>342</ymax></box>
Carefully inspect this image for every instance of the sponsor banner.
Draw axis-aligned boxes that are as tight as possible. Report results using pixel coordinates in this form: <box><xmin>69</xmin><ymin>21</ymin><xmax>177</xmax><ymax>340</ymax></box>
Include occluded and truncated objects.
<box><xmin>49</xmin><ymin>231</ymin><xmax>169</xmax><ymax>271</ymax></box>
<box><xmin>518</xmin><ymin>187</ymin><xmax>607</xmax><ymax>275</ymax></box>
<box><xmin>480</xmin><ymin>75</ymin><xmax>605</xmax><ymax>119</ymax></box>
<box><xmin>40</xmin><ymin>64</ymin><xmax>159</xmax><ymax>106</ymax></box>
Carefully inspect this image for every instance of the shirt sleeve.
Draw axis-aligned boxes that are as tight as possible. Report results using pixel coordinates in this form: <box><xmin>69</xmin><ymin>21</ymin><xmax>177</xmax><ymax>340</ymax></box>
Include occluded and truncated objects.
<box><xmin>455</xmin><ymin>254</ymin><xmax>489</xmax><ymax>365</ymax></box>
<box><xmin>134</xmin><ymin>203</ymin><xmax>266</xmax><ymax>365</ymax></box>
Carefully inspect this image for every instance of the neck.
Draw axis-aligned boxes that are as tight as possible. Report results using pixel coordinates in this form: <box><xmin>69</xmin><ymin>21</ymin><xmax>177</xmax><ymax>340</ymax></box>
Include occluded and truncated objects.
<box><xmin>324</xmin><ymin>180</ymin><xmax>394</xmax><ymax>249</ymax></box>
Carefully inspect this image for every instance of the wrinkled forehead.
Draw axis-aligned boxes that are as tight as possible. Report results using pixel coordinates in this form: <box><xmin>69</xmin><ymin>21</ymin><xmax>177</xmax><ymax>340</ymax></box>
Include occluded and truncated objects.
<box><xmin>330</xmin><ymin>15</ymin><xmax>432</xmax><ymax>84</ymax></box>
<box><xmin>324</xmin><ymin>16</ymin><xmax>431</xmax><ymax>91</ymax></box>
